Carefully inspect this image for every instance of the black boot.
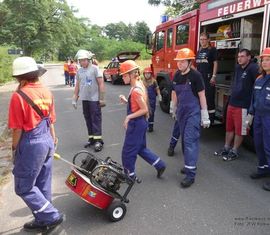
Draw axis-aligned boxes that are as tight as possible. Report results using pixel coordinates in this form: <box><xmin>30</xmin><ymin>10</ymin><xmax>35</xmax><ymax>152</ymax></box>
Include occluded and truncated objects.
<box><xmin>148</xmin><ymin>126</ymin><xmax>153</xmax><ymax>132</ymax></box>
<box><xmin>180</xmin><ymin>167</ymin><xmax>186</xmax><ymax>174</ymax></box>
<box><xmin>24</xmin><ymin>214</ymin><xmax>64</xmax><ymax>232</ymax></box>
<box><xmin>157</xmin><ymin>166</ymin><xmax>166</xmax><ymax>178</ymax></box>
<box><xmin>263</xmin><ymin>182</ymin><xmax>270</xmax><ymax>191</ymax></box>
<box><xmin>84</xmin><ymin>138</ymin><xmax>94</xmax><ymax>148</ymax></box>
<box><xmin>167</xmin><ymin>146</ymin><xmax>175</xmax><ymax>156</ymax></box>
<box><xmin>180</xmin><ymin>177</ymin><xmax>194</xmax><ymax>188</ymax></box>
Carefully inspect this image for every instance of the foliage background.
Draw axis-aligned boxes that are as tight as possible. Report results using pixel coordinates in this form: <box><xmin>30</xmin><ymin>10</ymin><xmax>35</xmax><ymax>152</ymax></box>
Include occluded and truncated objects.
<box><xmin>0</xmin><ymin>0</ymin><xmax>154</xmax><ymax>83</ymax></box>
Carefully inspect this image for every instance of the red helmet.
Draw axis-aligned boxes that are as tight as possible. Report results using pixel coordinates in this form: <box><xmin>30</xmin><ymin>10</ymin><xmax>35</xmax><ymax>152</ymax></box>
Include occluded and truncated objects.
<box><xmin>143</xmin><ymin>67</ymin><xmax>152</xmax><ymax>74</ymax></box>
<box><xmin>260</xmin><ymin>48</ymin><xmax>270</xmax><ymax>58</ymax></box>
<box><xmin>120</xmin><ymin>60</ymin><xmax>139</xmax><ymax>75</ymax></box>
<box><xmin>174</xmin><ymin>48</ymin><xmax>195</xmax><ymax>60</ymax></box>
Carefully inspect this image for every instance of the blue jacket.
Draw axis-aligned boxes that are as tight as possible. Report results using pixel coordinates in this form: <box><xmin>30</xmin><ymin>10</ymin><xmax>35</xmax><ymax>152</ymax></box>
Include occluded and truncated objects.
<box><xmin>229</xmin><ymin>62</ymin><xmax>259</xmax><ymax>109</ymax></box>
<box><xmin>249</xmin><ymin>74</ymin><xmax>270</xmax><ymax>116</ymax></box>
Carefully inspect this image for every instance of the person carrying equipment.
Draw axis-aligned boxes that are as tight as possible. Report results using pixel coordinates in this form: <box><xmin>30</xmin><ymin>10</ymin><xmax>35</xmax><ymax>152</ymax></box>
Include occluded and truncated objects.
<box><xmin>119</xmin><ymin>60</ymin><xmax>166</xmax><ymax>181</ymax></box>
<box><xmin>8</xmin><ymin>57</ymin><xmax>63</xmax><ymax>232</ymax></box>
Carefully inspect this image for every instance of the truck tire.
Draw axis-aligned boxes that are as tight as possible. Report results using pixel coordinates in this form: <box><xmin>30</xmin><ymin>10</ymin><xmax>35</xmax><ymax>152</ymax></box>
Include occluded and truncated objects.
<box><xmin>111</xmin><ymin>75</ymin><xmax>117</xmax><ymax>85</ymax></box>
<box><xmin>159</xmin><ymin>80</ymin><xmax>170</xmax><ymax>113</ymax></box>
<box><xmin>103</xmin><ymin>73</ymin><xmax>107</xmax><ymax>82</ymax></box>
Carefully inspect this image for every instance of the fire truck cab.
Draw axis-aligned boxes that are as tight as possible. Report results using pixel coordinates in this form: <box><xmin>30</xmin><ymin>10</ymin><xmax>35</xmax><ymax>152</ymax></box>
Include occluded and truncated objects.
<box><xmin>146</xmin><ymin>0</ymin><xmax>270</xmax><ymax>120</ymax></box>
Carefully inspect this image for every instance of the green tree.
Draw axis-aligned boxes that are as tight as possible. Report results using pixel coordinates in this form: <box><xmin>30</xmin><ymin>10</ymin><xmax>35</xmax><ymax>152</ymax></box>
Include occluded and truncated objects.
<box><xmin>103</xmin><ymin>22</ymin><xmax>132</xmax><ymax>41</ymax></box>
<box><xmin>0</xmin><ymin>0</ymin><xmax>85</xmax><ymax>59</ymax></box>
<box><xmin>133</xmin><ymin>22</ymin><xmax>151</xmax><ymax>43</ymax></box>
<box><xmin>148</xmin><ymin>0</ymin><xmax>199</xmax><ymax>17</ymax></box>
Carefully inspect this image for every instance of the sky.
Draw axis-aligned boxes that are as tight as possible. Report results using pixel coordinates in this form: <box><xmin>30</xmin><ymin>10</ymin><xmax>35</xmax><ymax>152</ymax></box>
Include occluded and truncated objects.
<box><xmin>66</xmin><ymin>0</ymin><xmax>166</xmax><ymax>32</ymax></box>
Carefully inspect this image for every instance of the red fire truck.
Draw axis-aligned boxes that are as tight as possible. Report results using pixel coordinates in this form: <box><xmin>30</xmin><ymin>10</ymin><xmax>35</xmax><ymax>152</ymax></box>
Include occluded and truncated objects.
<box><xmin>146</xmin><ymin>0</ymin><xmax>270</xmax><ymax>122</ymax></box>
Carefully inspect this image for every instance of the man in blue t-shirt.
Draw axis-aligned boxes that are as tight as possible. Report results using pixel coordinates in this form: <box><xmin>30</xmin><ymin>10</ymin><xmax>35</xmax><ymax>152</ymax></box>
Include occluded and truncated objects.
<box><xmin>214</xmin><ymin>49</ymin><xmax>259</xmax><ymax>161</ymax></box>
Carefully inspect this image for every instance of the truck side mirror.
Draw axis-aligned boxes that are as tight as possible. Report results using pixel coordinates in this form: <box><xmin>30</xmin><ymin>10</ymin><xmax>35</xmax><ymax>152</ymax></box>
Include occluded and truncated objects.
<box><xmin>145</xmin><ymin>33</ymin><xmax>153</xmax><ymax>55</ymax></box>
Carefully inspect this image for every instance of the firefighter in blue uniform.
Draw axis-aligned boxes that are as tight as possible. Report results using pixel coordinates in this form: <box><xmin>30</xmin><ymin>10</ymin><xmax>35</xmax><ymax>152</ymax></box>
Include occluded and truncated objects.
<box><xmin>196</xmin><ymin>32</ymin><xmax>218</xmax><ymax>125</ymax></box>
<box><xmin>248</xmin><ymin>47</ymin><xmax>270</xmax><ymax>191</ymax></box>
<box><xmin>142</xmin><ymin>67</ymin><xmax>162</xmax><ymax>132</ymax></box>
<box><xmin>119</xmin><ymin>60</ymin><xmax>166</xmax><ymax>181</ymax></box>
<box><xmin>171</xmin><ymin>48</ymin><xmax>210</xmax><ymax>188</ymax></box>
<box><xmin>8</xmin><ymin>57</ymin><xmax>63</xmax><ymax>232</ymax></box>
<box><xmin>72</xmin><ymin>49</ymin><xmax>105</xmax><ymax>152</ymax></box>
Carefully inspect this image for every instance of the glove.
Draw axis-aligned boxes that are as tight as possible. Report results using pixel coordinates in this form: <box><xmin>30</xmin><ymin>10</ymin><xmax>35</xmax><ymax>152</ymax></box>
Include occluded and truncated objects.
<box><xmin>245</xmin><ymin>114</ymin><xmax>254</xmax><ymax>128</ymax></box>
<box><xmin>201</xmin><ymin>109</ymin><xmax>210</xmax><ymax>128</ymax></box>
<box><xmin>170</xmin><ymin>101</ymin><xmax>177</xmax><ymax>120</ymax></box>
<box><xmin>99</xmin><ymin>100</ymin><xmax>106</xmax><ymax>107</ymax></box>
<box><xmin>158</xmin><ymin>94</ymin><xmax>162</xmax><ymax>102</ymax></box>
<box><xmin>72</xmin><ymin>99</ymin><xmax>77</xmax><ymax>109</ymax></box>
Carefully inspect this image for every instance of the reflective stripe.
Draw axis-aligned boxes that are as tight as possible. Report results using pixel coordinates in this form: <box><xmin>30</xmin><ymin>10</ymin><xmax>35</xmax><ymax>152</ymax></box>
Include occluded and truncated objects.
<box><xmin>33</xmin><ymin>201</ymin><xmax>50</xmax><ymax>214</ymax></box>
<box><xmin>88</xmin><ymin>135</ymin><xmax>93</xmax><ymax>138</ymax></box>
<box><xmin>185</xmin><ymin>165</ymin><xmax>196</xmax><ymax>169</ymax></box>
<box><xmin>172</xmin><ymin>136</ymin><xmax>178</xmax><ymax>141</ymax></box>
<box><xmin>148</xmin><ymin>122</ymin><xmax>154</xmax><ymax>124</ymax></box>
<box><xmin>258</xmin><ymin>165</ymin><xmax>269</xmax><ymax>169</ymax></box>
<box><xmin>208</xmin><ymin>109</ymin><xmax>215</xmax><ymax>114</ymax></box>
<box><xmin>152</xmin><ymin>158</ymin><xmax>160</xmax><ymax>166</ymax></box>
<box><xmin>93</xmin><ymin>136</ymin><xmax>102</xmax><ymax>140</ymax></box>
<box><xmin>129</xmin><ymin>172</ymin><xmax>135</xmax><ymax>176</ymax></box>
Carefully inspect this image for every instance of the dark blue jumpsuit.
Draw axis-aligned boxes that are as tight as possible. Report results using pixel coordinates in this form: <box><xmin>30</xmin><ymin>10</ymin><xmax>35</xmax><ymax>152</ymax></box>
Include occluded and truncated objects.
<box><xmin>249</xmin><ymin>74</ymin><xmax>270</xmax><ymax>175</ymax></box>
<box><xmin>122</xmin><ymin>87</ymin><xmax>166</xmax><ymax>178</ymax></box>
<box><xmin>175</xmin><ymin>79</ymin><xmax>201</xmax><ymax>180</ymax></box>
<box><xmin>146</xmin><ymin>83</ymin><xmax>157</xmax><ymax>129</ymax></box>
<box><xmin>169</xmin><ymin>120</ymin><xmax>180</xmax><ymax>149</ymax></box>
<box><xmin>13</xmin><ymin>117</ymin><xmax>61</xmax><ymax>224</ymax></box>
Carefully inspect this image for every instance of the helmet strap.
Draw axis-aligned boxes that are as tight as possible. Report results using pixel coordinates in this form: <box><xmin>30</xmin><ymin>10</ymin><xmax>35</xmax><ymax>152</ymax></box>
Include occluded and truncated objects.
<box><xmin>181</xmin><ymin>60</ymin><xmax>191</xmax><ymax>75</ymax></box>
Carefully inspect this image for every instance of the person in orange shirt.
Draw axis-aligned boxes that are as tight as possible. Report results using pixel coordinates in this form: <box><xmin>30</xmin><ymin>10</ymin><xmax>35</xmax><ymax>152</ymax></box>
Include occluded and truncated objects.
<box><xmin>119</xmin><ymin>60</ymin><xmax>166</xmax><ymax>182</ymax></box>
<box><xmin>64</xmin><ymin>58</ymin><xmax>70</xmax><ymax>85</ymax></box>
<box><xmin>8</xmin><ymin>57</ymin><xmax>63</xmax><ymax>232</ymax></box>
<box><xmin>68</xmin><ymin>60</ymin><xmax>77</xmax><ymax>87</ymax></box>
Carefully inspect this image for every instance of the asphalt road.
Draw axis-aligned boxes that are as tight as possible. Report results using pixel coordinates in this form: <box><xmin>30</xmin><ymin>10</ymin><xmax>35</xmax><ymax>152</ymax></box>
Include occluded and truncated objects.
<box><xmin>0</xmin><ymin>65</ymin><xmax>270</xmax><ymax>235</ymax></box>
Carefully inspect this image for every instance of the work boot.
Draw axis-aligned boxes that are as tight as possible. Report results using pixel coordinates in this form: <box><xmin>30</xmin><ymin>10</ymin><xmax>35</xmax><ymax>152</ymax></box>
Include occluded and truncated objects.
<box><xmin>263</xmin><ymin>182</ymin><xmax>270</xmax><ymax>191</ymax></box>
<box><xmin>250</xmin><ymin>172</ymin><xmax>270</xmax><ymax>179</ymax></box>
<box><xmin>94</xmin><ymin>141</ymin><xmax>104</xmax><ymax>152</ymax></box>
<box><xmin>180</xmin><ymin>167</ymin><xmax>186</xmax><ymax>174</ymax></box>
<box><xmin>24</xmin><ymin>214</ymin><xmax>64</xmax><ymax>232</ymax></box>
<box><xmin>148</xmin><ymin>126</ymin><xmax>153</xmax><ymax>132</ymax></box>
<box><xmin>130</xmin><ymin>175</ymin><xmax>142</xmax><ymax>184</ymax></box>
<box><xmin>84</xmin><ymin>138</ymin><xmax>94</xmax><ymax>148</ymax></box>
<box><xmin>180</xmin><ymin>177</ymin><xmax>194</xmax><ymax>188</ymax></box>
<box><xmin>167</xmin><ymin>146</ymin><xmax>175</xmax><ymax>156</ymax></box>
<box><xmin>157</xmin><ymin>166</ymin><xmax>166</xmax><ymax>178</ymax></box>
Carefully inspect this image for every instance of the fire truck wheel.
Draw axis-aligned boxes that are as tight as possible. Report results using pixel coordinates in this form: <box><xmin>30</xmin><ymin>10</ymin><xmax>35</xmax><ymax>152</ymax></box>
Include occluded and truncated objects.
<box><xmin>103</xmin><ymin>73</ymin><xmax>107</xmax><ymax>82</ymax></box>
<box><xmin>159</xmin><ymin>80</ymin><xmax>170</xmax><ymax>113</ymax></box>
<box><xmin>107</xmin><ymin>201</ymin><xmax>127</xmax><ymax>222</ymax></box>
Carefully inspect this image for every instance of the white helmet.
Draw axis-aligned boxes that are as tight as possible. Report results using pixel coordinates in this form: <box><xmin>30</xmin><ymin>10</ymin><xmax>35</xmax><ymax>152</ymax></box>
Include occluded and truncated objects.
<box><xmin>12</xmin><ymin>56</ymin><xmax>39</xmax><ymax>76</ymax></box>
<box><xmin>75</xmin><ymin>49</ymin><xmax>95</xmax><ymax>60</ymax></box>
